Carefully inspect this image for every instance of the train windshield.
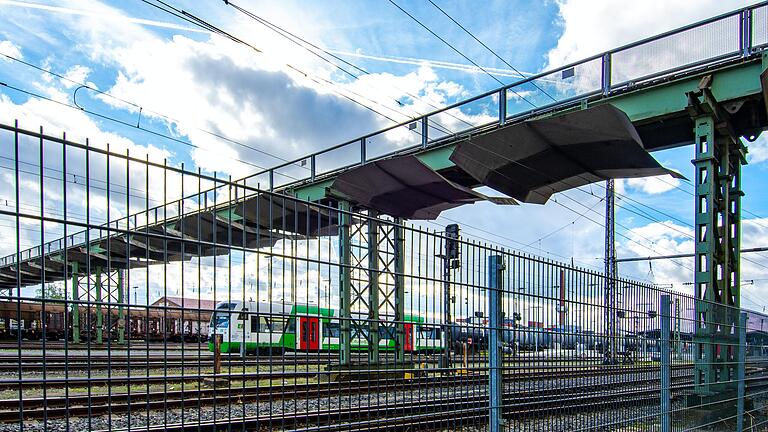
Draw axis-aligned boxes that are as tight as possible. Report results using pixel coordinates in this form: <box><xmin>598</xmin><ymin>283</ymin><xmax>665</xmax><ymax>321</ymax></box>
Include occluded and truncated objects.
<box><xmin>210</xmin><ymin>303</ymin><xmax>238</xmax><ymax>328</ymax></box>
<box><xmin>212</xmin><ymin>314</ymin><xmax>230</xmax><ymax>328</ymax></box>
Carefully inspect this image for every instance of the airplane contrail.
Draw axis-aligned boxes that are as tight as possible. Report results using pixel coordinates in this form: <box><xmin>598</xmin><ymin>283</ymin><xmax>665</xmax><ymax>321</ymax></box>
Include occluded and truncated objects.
<box><xmin>0</xmin><ymin>0</ymin><xmax>211</xmax><ymax>34</ymax></box>
<box><xmin>327</xmin><ymin>49</ymin><xmax>536</xmax><ymax>79</ymax></box>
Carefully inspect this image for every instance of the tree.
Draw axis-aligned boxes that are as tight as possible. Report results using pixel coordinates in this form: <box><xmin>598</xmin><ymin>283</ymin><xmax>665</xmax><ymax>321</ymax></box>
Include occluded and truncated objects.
<box><xmin>36</xmin><ymin>283</ymin><xmax>64</xmax><ymax>300</ymax></box>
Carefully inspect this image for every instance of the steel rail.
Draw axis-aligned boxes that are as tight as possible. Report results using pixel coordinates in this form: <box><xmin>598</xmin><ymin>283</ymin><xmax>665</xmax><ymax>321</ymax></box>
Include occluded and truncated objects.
<box><xmin>2</xmin><ymin>368</ymin><xmax>715</xmax><ymax>422</ymax></box>
<box><xmin>87</xmin><ymin>375</ymin><xmax>768</xmax><ymax>432</ymax></box>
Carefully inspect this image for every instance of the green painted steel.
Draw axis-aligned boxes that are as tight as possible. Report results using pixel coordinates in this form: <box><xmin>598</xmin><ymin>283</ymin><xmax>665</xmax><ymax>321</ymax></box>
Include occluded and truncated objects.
<box><xmin>609</xmin><ymin>61</ymin><xmax>762</xmax><ymax>123</ymax></box>
<box><xmin>287</xmin><ymin>58</ymin><xmax>764</xmax><ymax>202</ymax></box>
<box><xmin>71</xmin><ymin>261</ymin><xmax>79</xmax><ymax>344</ymax></box>
<box><xmin>290</xmin><ymin>179</ymin><xmax>334</xmax><ymax>203</ymax></box>
<box><xmin>95</xmin><ymin>266</ymin><xmax>103</xmax><ymax>344</ymax></box>
<box><xmin>394</xmin><ymin>219</ymin><xmax>405</xmax><ymax>364</ymax></box>
<box><xmin>367</xmin><ymin>214</ymin><xmax>380</xmax><ymax>365</ymax></box>
<box><xmin>415</xmin><ymin>145</ymin><xmax>456</xmax><ymax>171</ymax></box>
<box><xmin>338</xmin><ymin>200</ymin><xmax>352</xmax><ymax>366</ymax></box>
<box><xmin>117</xmin><ymin>269</ymin><xmax>125</xmax><ymax>344</ymax></box>
<box><xmin>691</xmin><ymin>114</ymin><xmax>744</xmax><ymax>399</ymax></box>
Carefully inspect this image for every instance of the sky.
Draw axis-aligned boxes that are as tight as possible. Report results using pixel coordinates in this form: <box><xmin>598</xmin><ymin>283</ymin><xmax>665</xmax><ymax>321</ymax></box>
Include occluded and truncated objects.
<box><xmin>0</xmin><ymin>0</ymin><xmax>767</xmax><ymax>319</ymax></box>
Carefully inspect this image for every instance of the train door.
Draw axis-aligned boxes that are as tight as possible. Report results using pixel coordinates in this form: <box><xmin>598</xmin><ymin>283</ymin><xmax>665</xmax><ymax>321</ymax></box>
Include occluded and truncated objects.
<box><xmin>299</xmin><ymin>316</ymin><xmax>320</xmax><ymax>351</ymax></box>
<box><xmin>404</xmin><ymin>323</ymin><xmax>414</xmax><ymax>352</ymax></box>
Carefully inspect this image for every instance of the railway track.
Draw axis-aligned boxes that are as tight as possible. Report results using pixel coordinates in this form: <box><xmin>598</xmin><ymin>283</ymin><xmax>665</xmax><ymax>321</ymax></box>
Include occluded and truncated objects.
<box><xmin>0</xmin><ymin>367</ymin><xmax>707</xmax><ymax>422</ymax></box>
<box><xmin>0</xmin><ymin>355</ymin><xmax>652</xmax><ymax>372</ymax></box>
<box><xmin>7</xmin><ymin>353</ymin><xmax>754</xmax><ymax>372</ymax></box>
<box><xmin>0</xmin><ymin>364</ymin><xmax>697</xmax><ymax>391</ymax></box>
<box><xmin>83</xmin><ymin>376</ymin><xmax>768</xmax><ymax>432</ymax></box>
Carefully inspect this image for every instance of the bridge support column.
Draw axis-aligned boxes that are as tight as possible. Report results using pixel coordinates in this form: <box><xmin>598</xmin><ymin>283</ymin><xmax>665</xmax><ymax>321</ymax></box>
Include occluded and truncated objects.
<box><xmin>95</xmin><ymin>266</ymin><xmax>103</xmax><ymax>344</ymax></box>
<box><xmin>71</xmin><ymin>262</ymin><xmax>80</xmax><ymax>344</ymax></box>
<box><xmin>686</xmin><ymin>94</ymin><xmax>746</xmax><ymax>419</ymax></box>
<box><xmin>367</xmin><ymin>213</ymin><xmax>380</xmax><ymax>365</ymax></box>
<box><xmin>394</xmin><ymin>218</ymin><xmax>405</xmax><ymax>364</ymax></box>
<box><xmin>338</xmin><ymin>200</ymin><xmax>352</xmax><ymax>366</ymax></box>
<box><xmin>117</xmin><ymin>269</ymin><xmax>125</xmax><ymax>345</ymax></box>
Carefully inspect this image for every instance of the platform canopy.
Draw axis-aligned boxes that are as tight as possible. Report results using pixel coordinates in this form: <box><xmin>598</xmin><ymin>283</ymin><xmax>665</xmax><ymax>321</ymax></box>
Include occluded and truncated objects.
<box><xmin>330</xmin><ymin>155</ymin><xmax>516</xmax><ymax>220</ymax></box>
<box><xmin>450</xmin><ymin>104</ymin><xmax>684</xmax><ymax>204</ymax></box>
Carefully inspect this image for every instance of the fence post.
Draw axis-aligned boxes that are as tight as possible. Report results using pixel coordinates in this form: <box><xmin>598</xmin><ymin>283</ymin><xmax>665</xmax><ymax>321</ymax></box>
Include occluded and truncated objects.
<box><xmin>740</xmin><ymin>8</ymin><xmax>753</xmax><ymax>58</ymax></box>
<box><xmin>214</xmin><ymin>333</ymin><xmax>222</xmax><ymax>375</ymax></box>
<box><xmin>737</xmin><ymin>311</ymin><xmax>747</xmax><ymax>431</ymax></box>
<box><xmin>601</xmin><ymin>53</ymin><xmax>612</xmax><ymax>96</ymax></box>
<box><xmin>488</xmin><ymin>254</ymin><xmax>505</xmax><ymax>432</ymax></box>
<box><xmin>498</xmin><ymin>88</ymin><xmax>507</xmax><ymax>126</ymax></box>
<box><xmin>660</xmin><ymin>294</ymin><xmax>671</xmax><ymax>432</ymax></box>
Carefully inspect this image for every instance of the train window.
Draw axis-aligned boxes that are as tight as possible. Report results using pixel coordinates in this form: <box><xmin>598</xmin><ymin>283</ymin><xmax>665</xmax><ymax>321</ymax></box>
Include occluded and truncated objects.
<box><xmin>301</xmin><ymin>321</ymin><xmax>308</xmax><ymax>341</ymax></box>
<box><xmin>419</xmin><ymin>326</ymin><xmax>441</xmax><ymax>339</ymax></box>
<box><xmin>250</xmin><ymin>317</ymin><xmax>259</xmax><ymax>333</ymax></box>
<box><xmin>211</xmin><ymin>313</ymin><xmax>230</xmax><ymax>328</ymax></box>
<box><xmin>323</xmin><ymin>322</ymin><xmax>340</xmax><ymax>338</ymax></box>
<box><xmin>285</xmin><ymin>317</ymin><xmax>296</xmax><ymax>333</ymax></box>
<box><xmin>272</xmin><ymin>318</ymin><xmax>286</xmax><ymax>333</ymax></box>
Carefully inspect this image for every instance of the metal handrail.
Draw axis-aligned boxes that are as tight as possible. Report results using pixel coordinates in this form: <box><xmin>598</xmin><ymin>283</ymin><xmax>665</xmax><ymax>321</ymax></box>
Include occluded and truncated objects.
<box><xmin>1</xmin><ymin>2</ymin><xmax>766</xmax><ymax>268</ymax></box>
<box><xmin>238</xmin><ymin>2</ymin><xmax>767</xmax><ymax>191</ymax></box>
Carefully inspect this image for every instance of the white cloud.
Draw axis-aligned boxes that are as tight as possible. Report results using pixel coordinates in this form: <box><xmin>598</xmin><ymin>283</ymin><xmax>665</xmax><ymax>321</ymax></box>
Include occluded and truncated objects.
<box><xmin>0</xmin><ymin>40</ymin><xmax>22</xmax><ymax>59</ymax></box>
<box><xmin>748</xmin><ymin>134</ymin><xmax>768</xmax><ymax>164</ymax></box>
<box><xmin>60</xmin><ymin>65</ymin><xmax>91</xmax><ymax>88</ymax></box>
<box><xmin>615</xmin><ymin>217</ymin><xmax>768</xmax><ymax>311</ymax></box>
<box><xmin>542</xmin><ymin>0</ymin><xmax>751</xmax><ymax>99</ymax></box>
<box><xmin>546</xmin><ymin>0</ymin><xmax>749</xmax><ymax>70</ymax></box>
<box><xmin>623</xmin><ymin>175</ymin><xmax>680</xmax><ymax>195</ymax></box>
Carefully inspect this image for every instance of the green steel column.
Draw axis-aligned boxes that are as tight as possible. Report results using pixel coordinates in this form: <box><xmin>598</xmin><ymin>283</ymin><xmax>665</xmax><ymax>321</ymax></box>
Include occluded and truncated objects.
<box><xmin>95</xmin><ymin>266</ymin><xmax>103</xmax><ymax>344</ymax></box>
<box><xmin>394</xmin><ymin>218</ymin><xmax>405</xmax><ymax>364</ymax></box>
<box><xmin>117</xmin><ymin>269</ymin><xmax>125</xmax><ymax>345</ymax></box>
<box><xmin>367</xmin><ymin>213</ymin><xmax>380</xmax><ymax>365</ymax></box>
<box><xmin>691</xmin><ymin>115</ymin><xmax>744</xmax><ymax>398</ymax></box>
<box><xmin>338</xmin><ymin>200</ymin><xmax>352</xmax><ymax>366</ymax></box>
<box><xmin>71</xmin><ymin>261</ymin><xmax>80</xmax><ymax>344</ymax></box>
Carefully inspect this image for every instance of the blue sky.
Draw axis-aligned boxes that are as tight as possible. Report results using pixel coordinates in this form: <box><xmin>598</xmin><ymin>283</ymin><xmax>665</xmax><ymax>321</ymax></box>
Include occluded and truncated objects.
<box><xmin>0</xmin><ymin>0</ymin><xmax>767</xmax><ymax>311</ymax></box>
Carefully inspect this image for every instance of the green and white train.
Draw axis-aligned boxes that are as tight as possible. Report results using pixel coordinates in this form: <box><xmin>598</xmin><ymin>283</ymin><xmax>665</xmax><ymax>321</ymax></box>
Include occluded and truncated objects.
<box><xmin>207</xmin><ymin>300</ymin><xmax>443</xmax><ymax>354</ymax></box>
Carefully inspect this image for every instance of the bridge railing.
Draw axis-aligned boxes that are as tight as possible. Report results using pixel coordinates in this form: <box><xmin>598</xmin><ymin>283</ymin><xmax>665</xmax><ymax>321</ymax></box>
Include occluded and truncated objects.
<box><xmin>240</xmin><ymin>2</ymin><xmax>767</xmax><ymax>193</ymax></box>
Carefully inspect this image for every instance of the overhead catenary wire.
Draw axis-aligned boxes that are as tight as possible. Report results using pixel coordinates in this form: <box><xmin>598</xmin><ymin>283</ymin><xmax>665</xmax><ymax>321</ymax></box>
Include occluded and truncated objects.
<box><xmin>0</xmin><ymin>51</ymin><xmax>293</xmax><ymax>165</ymax></box>
<box><xmin>386</xmin><ymin>0</ymin><xmax>538</xmax><ymax>108</ymax></box>
<box><xmin>651</xmin><ymin>172</ymin><xmax>768</xmax><ymax>230</ymax></box>
<box><xmin>426</xmin><ymin>0</ymin><xmax>558</xmax><ymax>103</ymax></box>
<box><xmin>0</xmin><ymin>81</ymin><xmax>278</xmax><ymax>174</ymax></box>
<box><xmin>220</xmin><ymin>0</ymin><xmax>460</xmax><ymax>137</ymax></box>
<box><xmin>8</xmin><ymin>1</ymin><xmax>765</xmax><ymax>287</ymax></box>
<box><xmin>140</xmin><ymin>0</ymin><xmax>431</xmax><ymax>130</ymax></box>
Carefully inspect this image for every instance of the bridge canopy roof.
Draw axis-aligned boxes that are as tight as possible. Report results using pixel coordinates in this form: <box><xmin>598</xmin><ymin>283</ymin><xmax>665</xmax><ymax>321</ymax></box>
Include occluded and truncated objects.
<box><xmin>450</xmin><ymin>105</ymin><xmax>683</xmax><ymax>204</ymax></box>
<box><xmin>330</xmin><ymin>155</ymin><xmax>516</xmax><ymax>220</ymax></box>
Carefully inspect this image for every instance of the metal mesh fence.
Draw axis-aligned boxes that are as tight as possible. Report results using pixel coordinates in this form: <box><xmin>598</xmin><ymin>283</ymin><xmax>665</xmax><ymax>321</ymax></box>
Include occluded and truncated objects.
<box><xmin>0</xmin><ymin>122</ymin><xmax>765</xmax><ymax>431</ymax></box>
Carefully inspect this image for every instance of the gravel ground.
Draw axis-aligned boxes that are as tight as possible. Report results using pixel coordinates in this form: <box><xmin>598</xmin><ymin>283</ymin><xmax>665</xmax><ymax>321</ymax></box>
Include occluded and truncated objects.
<box><xmin>0</xmin><ymin>369</ymin><xmax>758</xmax><ymax>432</ymax></box>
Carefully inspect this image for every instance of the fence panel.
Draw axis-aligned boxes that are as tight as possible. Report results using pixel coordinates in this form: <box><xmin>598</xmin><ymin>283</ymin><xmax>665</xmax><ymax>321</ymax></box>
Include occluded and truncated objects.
<box><xmin>0</xmin><ymin>122</ymin><xmax>766</xmax><ymax>431</ymax></box>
